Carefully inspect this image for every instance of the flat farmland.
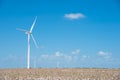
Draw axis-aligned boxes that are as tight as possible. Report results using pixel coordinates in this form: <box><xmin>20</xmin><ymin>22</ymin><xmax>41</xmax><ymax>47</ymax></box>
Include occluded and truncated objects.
<box><xmin>0</xmin><ymin>68</ymin><xmax>120</xmax><ymax>80</ymax></box>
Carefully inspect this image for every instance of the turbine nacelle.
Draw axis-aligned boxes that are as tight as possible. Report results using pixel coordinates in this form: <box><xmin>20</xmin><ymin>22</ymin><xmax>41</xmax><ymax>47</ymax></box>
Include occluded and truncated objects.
<box><xmin>25</xmin><ymin>31</ymin><xmax>31</xmax><ymax>34</ymax></box>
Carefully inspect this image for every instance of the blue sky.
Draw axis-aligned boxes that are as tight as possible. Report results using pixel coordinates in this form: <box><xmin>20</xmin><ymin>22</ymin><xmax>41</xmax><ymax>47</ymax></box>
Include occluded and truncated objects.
<box><xmin>0</xmin><ymin>0</ymin><xmax>120</xmax><ymax>68</ymax></box>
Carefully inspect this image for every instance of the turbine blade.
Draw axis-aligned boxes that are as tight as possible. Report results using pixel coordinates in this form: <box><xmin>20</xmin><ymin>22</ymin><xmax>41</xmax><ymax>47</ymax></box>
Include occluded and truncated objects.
<box><xmin>30</xmin><ymin>16</ymin><xmax>37</xmax><ymax>33</ymax></box>
<box><xmin>16</xmin><ymin>28</ymin><xmax>28</xmax><ymax>32</ymax></box>
<box><xmin>31</xmin><ymin>34</ymin><xmax>39</xmax><ymax>48</ymax></box>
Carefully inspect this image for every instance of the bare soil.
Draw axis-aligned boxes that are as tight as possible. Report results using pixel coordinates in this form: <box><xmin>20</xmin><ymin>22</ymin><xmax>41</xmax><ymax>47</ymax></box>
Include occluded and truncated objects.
<box><xmin>0</xmin><ymin>68</ymin><xmax>120</xmax><ymax>80</ymax></box>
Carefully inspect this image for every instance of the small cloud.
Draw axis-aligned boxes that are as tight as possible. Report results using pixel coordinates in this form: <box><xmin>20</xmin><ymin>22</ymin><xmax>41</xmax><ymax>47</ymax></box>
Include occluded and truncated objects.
<box><xmin>64</xmin><ymin>55</ymin><xmax>72</xmax><ymax>61</ymax></box>
<box><xmin>82</xmin><ymin>55</ymin><xmax>89</xmax><ymax>58</ymax></box>
<box><xmin>64</xmin><ymin>13</ymin><xmax>86</xmax><ymax>20</ymax></box>
<box><xmin>55</xmin><ymin>51</ymin><xmax>63</xmax><ymax>57</ymax></box>
<box><xmin>80</xmin><ymin>55</ymin><xmax>90</xmax><ymax>61</ymax></box>
<box><xmin>98</xmin><ymin>51</ymin><xmax>111</xmax><ymax>60</ymax></box>
<box><xmin>41</xmin><ymin>54</ymin><xmax>49</xmax><ymax>59</ymax></box>
<box><xmin>98</xmin><ymin>51</ymin><xmax>107</xmax><ymax>56</ymax></box>
<box><xmin>72</xmin><ymin>49</ymin><xmax>80</xmax><ymax>54</ymax></box>
<box><xmin>104</xmin><ymin>56</ymin><xmax>111</xmax><ymax>60</ymax></box>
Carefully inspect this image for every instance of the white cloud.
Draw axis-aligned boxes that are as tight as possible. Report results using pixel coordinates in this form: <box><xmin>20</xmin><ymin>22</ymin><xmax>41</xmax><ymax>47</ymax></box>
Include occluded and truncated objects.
<box><xmin>55</xmin><ymin>51</ymin><xmax>72</xmax><ymax>61</ymax></box>
<box><xmin>64</xmin><ymin>55</ymin><xmax>72</xmax><ymax>61</ymax></box>
<box><xmin>55</xmin><ymin>51</ymin><xmax>63</xmax><ymax>57</ymax></box>
<box><xmin>82</xmin><ymin>55</ymin><xmax>89</xmax><ymax>58</ymax></box>
<box><xmin>98</xmin><ymin>51</ymin><xmax>111</xmax><ymax>60</ymax></box>
<box><xmin>72</xmin><ymin>49</ymin><xmax>80</xmax><ymax>54</ymax></box>
<box><xmin>98</xmin><ymin>51</ymin><xmax>107</xmax><ymax>56</ymax></box>
<box><xmin>64</xmin><ymin>13</ymin><xmax>86</xmax><ymax>20</ymax></box>
<box><xmin>41</xmin><ymin>54</ymin><xmax>49</xmax><ymax>59</ymax></box>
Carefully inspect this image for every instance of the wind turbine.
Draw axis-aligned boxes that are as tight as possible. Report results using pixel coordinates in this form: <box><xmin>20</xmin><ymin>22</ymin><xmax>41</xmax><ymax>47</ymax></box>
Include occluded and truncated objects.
<box><xmin>17</xmin><ymin>17</ymin><xmax>38</xmax><ymax>69</ymax></box>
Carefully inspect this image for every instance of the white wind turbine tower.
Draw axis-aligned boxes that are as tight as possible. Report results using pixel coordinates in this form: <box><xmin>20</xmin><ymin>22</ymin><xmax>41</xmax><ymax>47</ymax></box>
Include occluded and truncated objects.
<box><xmin>17</xmin><ymin>17</ymin><xmax>38</xmax><ymax>69</ymax></box>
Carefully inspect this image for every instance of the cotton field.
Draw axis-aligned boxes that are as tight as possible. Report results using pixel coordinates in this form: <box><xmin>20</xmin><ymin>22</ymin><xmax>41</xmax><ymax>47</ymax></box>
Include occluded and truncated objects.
<box><xmin>0</xmin><ymin>68</ymin><xmax>120</xmax><ymax>80</ymax></box>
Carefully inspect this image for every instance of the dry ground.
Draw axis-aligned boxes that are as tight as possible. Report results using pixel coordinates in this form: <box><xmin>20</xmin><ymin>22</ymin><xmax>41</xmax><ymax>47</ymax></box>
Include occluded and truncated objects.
<box><xmin>0</xmin><ymin>68</ymin><xmax>120</xmax><ymax>80</ymax></box>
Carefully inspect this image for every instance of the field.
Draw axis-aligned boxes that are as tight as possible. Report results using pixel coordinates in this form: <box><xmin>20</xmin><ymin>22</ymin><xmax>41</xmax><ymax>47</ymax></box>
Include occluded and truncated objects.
<box><xmin>0</xmin><ymin>68</ymin><xmax>120</xmax><ymax>80</ymax></box>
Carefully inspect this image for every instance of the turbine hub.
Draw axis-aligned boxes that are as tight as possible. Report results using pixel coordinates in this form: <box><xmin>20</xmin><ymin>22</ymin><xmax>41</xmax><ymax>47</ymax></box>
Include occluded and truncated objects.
<box><xmin>25</xmin><ymin>31</ymin><xmax>31</xmax><ymax>34</ymax></box>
